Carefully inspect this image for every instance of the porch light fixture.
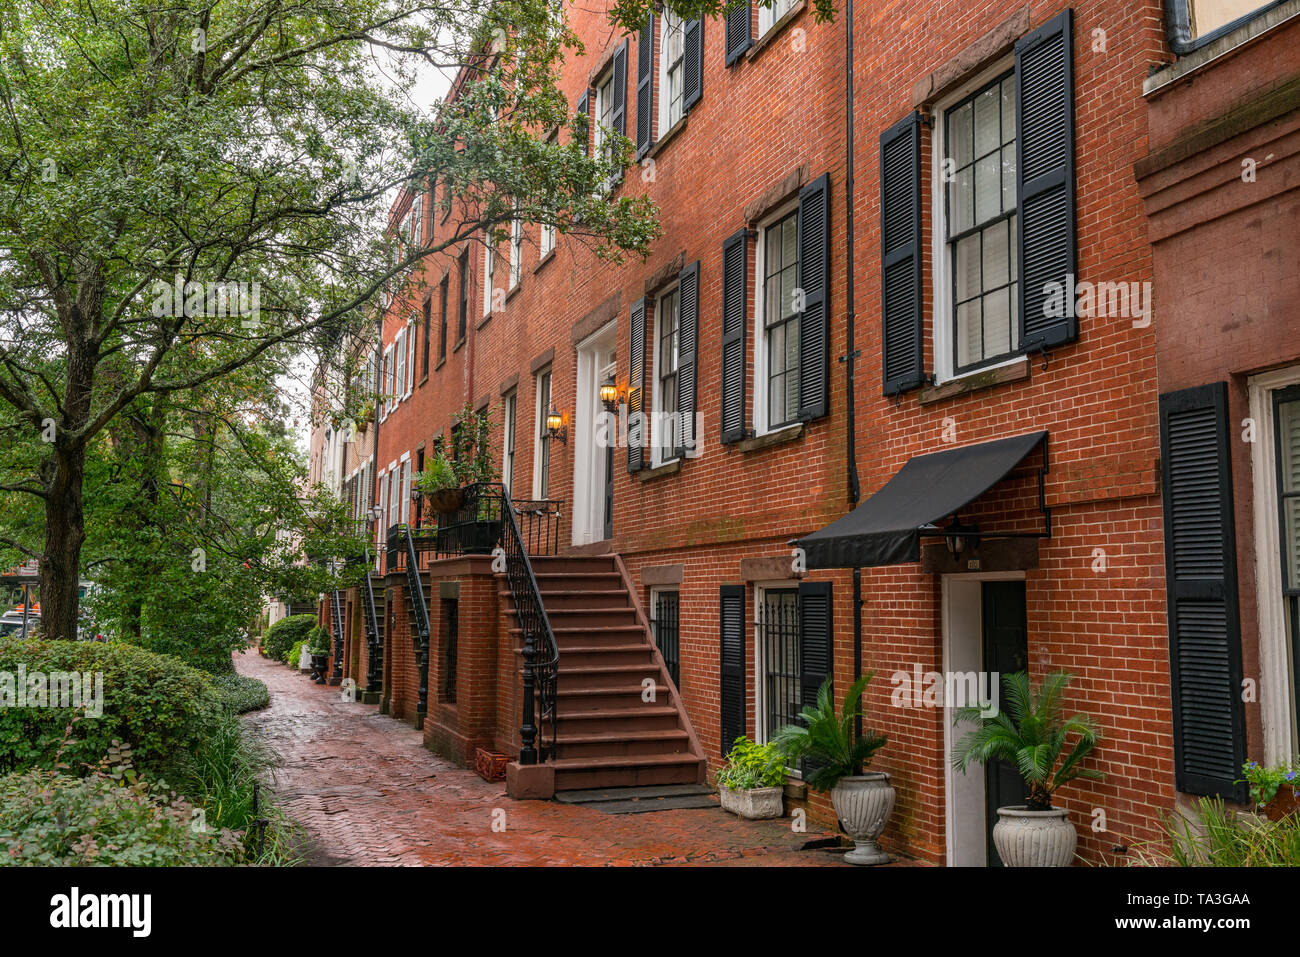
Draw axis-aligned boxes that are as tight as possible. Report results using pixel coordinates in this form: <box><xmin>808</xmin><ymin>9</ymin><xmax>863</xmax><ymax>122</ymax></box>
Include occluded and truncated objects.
<box><xmin>599</xmin><ymin>379</ymin><xmax>623</xmax><ymax>414</ymax></box>
<box><xmin>546</xmin><ymin>405</ymin><xmax>567</xmax><ymax>445</ymax></box>
<box><xmin>943</xmin><ymin>516</ymin><xmax>980</xmax><ymax>559</ymax></box>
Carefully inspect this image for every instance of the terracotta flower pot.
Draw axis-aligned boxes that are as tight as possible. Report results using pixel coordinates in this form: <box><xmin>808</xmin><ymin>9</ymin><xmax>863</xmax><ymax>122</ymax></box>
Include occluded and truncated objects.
<box><xmin>1261</xmin><ymin>782</ymin><xmax>1300</xmax><ymax>822</ymax></box>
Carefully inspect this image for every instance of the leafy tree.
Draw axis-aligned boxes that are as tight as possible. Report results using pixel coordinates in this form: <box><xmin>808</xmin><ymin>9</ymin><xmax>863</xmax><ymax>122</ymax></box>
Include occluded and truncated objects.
<box><xmin>0</xmin><ymin>0</ymin><xmax>658</xmax><ymax>638</ymax></box>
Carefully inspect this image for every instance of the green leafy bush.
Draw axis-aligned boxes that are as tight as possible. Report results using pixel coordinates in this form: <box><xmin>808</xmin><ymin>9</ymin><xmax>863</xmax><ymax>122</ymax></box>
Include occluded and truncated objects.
<box><xmin>306</xmin><ymin>626</ymin><xmax>331</xmax><ymax>656</ymax></box>
<box><xmin>1136</xmin><ymin>797</ymin><xmax>1300</xmax><ymax>867</ymax></box>
<box><xmin>0</xmin><ymin>639</ymin><xmax>223</xmax><ymax>774</ymax></box>
<box><xmin>716</xmin><ymin>736</ymin><xmax>788</xmax><ymax>790</ymax></box>
<box><xmin>0</xmin><ymin>766</ymin><xmax>244</xmax><ymax>866</ymax></box>
<box><xmin>209</xmin><ymin>673</ymin><xmax>270</xmax><ymax>714</ymax></box>
<box><xmin>262</xmin><ymin>613</ymin><xmax>315</xmax><ymax>664</ymax></box>
<box><xmin>287</xmin><ymin>639</ymin><xmax>308</xmax><ymax>669</ymax></box>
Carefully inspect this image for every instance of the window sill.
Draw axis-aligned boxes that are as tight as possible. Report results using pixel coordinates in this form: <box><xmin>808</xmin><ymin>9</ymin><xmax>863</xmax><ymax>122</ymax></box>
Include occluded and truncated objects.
<box><xmin>452</xmin><ymin>337</ymin><xmax>466</xmax><ymax>354</ymax></box>
<box><xmin>435</xmin><ymin>356</ymin><xmax>446</xmax><ymax>371</ymax></box>
<box><xmin>534</xmin><ymin>248</ymin><xmax>556</xmax><ymax>274</ymax></box>
<box><xmin>418</xmin><ymin>374</ymin><xmax>428</xmax><ymax>388</ymax></box>
<box><xmin>477</xmin><ymin>311</ymin><xmax>492</xmax><ymax>331</ymax></box>
<box><xmin>746</xmin><ymin>0</ymin><xmax>807</xmax><ymax>64</ymax></box>
<box><xmin>638</xmin><ymin>458</ymin><xmax>682</xmax><ymax>482</ymax></box>
<box><xmin>737</xmin><ymin>423</ymin><xmax>803</xmax><ymax>453</ymax></box>
<box><xmin>507</xmin><ymin>282</ymin><xmax>521</xmax><ymax>302</ymax></box>
<box><xmin>647</xmin><ymin>115</ymin><xmax>688</xmax><ymax>160</ymax></box>
<box><xmin>918</xmin><ymin>356</ymin><xmax>1030</xmax><ymax>405</ymax></box>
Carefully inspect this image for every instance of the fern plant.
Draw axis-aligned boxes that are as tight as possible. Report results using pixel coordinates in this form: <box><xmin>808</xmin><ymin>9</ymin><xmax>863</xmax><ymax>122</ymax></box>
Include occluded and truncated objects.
<box><xmin>951</xmin><ymin>670</ymin><xmax>1102</xmax><ymax>810</ymax></box>
<box><xmin>772</xmin><ymin>673</ymin><xmax>887</xmax><ymax>792</ymax></box>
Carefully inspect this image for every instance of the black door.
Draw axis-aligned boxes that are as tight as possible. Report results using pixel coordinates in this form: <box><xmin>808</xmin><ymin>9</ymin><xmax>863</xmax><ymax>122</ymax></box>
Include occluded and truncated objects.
<box><xmin>981</xmin><ymin>580</ymin><xmax>1028</xmax><ymax>867</ymax></box>
<box><xmin>603</xmin><ymin>441</ymin><xmax>614</xmax><ymax>540</ymax></box>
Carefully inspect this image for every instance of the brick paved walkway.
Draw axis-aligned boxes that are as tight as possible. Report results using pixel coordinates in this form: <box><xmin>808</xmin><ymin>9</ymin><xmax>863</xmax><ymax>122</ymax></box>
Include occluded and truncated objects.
<box><xmin>235</xmin><ymin>649</ymin><xmax>852</xmax><ymax>866</ymax></box>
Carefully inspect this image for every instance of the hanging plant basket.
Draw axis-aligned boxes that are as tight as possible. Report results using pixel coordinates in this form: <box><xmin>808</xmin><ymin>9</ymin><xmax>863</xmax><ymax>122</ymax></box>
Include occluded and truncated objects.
<box><xmin>424</xmin><ymin>487</ymin><xmax>465</xmax><ymax>515</ymax></box>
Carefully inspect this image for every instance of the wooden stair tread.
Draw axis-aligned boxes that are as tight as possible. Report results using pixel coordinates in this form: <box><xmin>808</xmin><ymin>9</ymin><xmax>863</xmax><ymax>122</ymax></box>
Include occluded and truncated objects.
<box><xmin>556</xmin><ymin>706</ymin><xmax>678</xmax><ymax>720</ymax></box>
<box><xmin>549</xmin><ymin>753</ymin><xmax>703</xmax><ymax>770</ymax></box>
<box><xmin>557</xmin><ymin>684</ymin><xmax>668</xmax><ymax>696</ymax></box>
<box><xmin>556</xmin><ymin>729</ymin><xmax>688</xmax><ymax>744</ymax></box>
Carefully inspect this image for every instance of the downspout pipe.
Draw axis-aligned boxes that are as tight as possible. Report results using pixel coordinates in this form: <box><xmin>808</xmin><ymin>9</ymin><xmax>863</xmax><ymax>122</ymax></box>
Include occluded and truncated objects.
<box><xmin>844</xmin><ymin>0</ymin><xmax>864</xmax><ymax>749</ymax></box>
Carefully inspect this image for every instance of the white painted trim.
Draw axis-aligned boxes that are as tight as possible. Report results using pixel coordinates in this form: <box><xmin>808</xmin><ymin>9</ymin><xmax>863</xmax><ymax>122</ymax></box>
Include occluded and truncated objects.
<box><xmin>572</xmin><ymin>322</ymin><xmax>618</xmax><ymax>545</ymax></box>
<box><xmin>1250</xmin><ymin>364</ymin><xmax>1300</xmax><ymax>762</ymax></box>
<box><xmin>751</xmin><ymin>199</ymin><xmax>800</xmax><ymax>437</ymax></box>
<box><xmin>532</xmin><ymin>368</ymin><xmax>550</xmax><ymax>500</ymax></box>
<box><xmin>930</xmin><ymin>54</ymin><xmax>1015</xmax><ymax>385</ymax></box>
<box><xmin>658</xmin><ymin>7</ymin><xmax>684</xmax><ymax>134</ymax></box>
<box><xmin>941</xmin><ymin>569</ymin><xmax>1024</xmax><ymax>867</ymax></box>
<box><xmin>650</xmin><ymin>282</ymin><xmax>681</xmax><ymax>468</ymax></box>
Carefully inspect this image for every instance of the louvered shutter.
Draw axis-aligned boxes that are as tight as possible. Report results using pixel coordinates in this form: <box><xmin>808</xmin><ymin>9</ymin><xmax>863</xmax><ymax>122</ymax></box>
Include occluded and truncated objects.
<box><xmin>683</xmin><ymin>18</ymin><xmax>703</xmax><ymax>111</ymax></box>
<box><xmin>1016</xmin><ymin>9</ymin><xmax>1077</xmax><ymax>350</ymax></box>
<box><xmin>796</xmin><ymin>172</ymin><xmax>830</xmax><ymax>421</ymax></box>
<box><xmin>720</xmin><ymin>228</ymin><xmax>748</xmax><ymax>444</ymax></box>
<box><xmin>725</xmin><ymin>0</ymin><xmax>752</xmax><ymax>65</ymax></box>
<box><xmin>576</xmin><ymin>89</ymin><xmax>591</xmax><ymax>156</ymax></box>
<box><xmin>798</xmin><ymin>580</ymin><xmax>832</xmax><ymax>778</ymax></box>
<box><xmin>880</xmin><ymin>113</ymin><xmax>924</xmax><ymax>395</ymax></box>
<box><xmin>720</xmin><ymin>585</ymin><xmax>746</xmax><ymax>755</ymax></box>
<box><xmin>612</xmin><ymin>39</ymin><xmax>628</xmax><ymax>138</ymax></box>
<box><xmin>676</xmin><ymin>261</ymin><xmax>700</xmax><ymax>459</ymax></box>
<box><xmin>636</xmin><ymin>14</ymin><xmax>655</xmax><ymax>158</ymax></box>
<box><xmin>627</xmin><ymin>297</ymin><xmax>647</xmax><ymax>473</ymax></box>
<box><xmin>1159</xmin><ymin>382</ymin><xmax>1247</xmax><ymax>801</ymax></box>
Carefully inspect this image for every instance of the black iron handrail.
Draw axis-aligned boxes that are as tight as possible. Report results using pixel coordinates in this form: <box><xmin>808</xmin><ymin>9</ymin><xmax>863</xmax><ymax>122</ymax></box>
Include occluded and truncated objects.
<box><xmin>400</xmin><ymin>524</ymin><xmax>432</xmax><ymax>721</ymax></box>
<box><xmin>361</xmin><ymin>546</ymin><xmax>383</xmax><ymax>696</ymax></box>
<box><xmin>330</xmin><ymin>589</ymin><xmax>345</xmax><ymax>682</ymax></box>
<box><xmin>501</xmin><ymin>492</ymin><xmax>559</xmax><ymax>764</ymax></box>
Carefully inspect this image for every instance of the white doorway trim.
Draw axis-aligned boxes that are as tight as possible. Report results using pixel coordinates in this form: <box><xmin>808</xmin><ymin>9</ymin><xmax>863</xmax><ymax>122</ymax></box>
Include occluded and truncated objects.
<box><xmin>941</xmin><ymin>569</ymin><xmax>1024</xmax><ymax>867</ymax></box>
<box><xmin>572</xmin><ymin>322</ymin><xmax>617</xmax><ymax>546</ymax></box>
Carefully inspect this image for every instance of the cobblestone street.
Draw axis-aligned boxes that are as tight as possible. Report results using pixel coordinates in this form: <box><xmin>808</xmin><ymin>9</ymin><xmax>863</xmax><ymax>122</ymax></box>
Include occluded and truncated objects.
<box><xmin>235</xmin><ymin>650</ymin><xmax>852</xmax><ymax>866</ymax></box>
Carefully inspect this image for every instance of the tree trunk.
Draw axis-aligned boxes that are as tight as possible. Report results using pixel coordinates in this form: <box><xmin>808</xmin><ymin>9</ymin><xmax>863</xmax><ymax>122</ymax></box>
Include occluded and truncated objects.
<box><xmin>39</xmin><ymin>441</ymin><xmax>88</xmax><ymax>640</ymax></box>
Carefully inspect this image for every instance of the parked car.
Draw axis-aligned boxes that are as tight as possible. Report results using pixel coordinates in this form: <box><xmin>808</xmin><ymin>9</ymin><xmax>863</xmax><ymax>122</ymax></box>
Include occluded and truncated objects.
<box><xmin>0</xmin><ymin>611</ymin><xmax>39</xmax><ymax>639</ymax></box>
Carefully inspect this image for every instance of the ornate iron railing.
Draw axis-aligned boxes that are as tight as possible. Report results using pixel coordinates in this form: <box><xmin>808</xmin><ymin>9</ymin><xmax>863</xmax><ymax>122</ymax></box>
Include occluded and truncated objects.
<box><xmin>501</xmin><ymin>493</ymin><xmax>559</xmax><ymax>764</ymax></box>
<box><xmin>387</xmin><ymin>524</ymin><xmax>432</xmax><ymax>721</ymax></box>
<box><xmin>361</xmin><ymin>546</ymin><xmax>383</xmax><ymax>697</ymax></box>
<box><xmin>330</xmin><ymin>589</ymin><xmax>345</xmax><ymax>682</ymax></box>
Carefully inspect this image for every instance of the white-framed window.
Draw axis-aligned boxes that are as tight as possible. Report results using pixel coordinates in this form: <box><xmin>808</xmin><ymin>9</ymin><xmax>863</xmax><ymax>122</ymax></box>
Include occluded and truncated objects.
<box><xmin>393</xmin><ymin>328</ymin><xmax>407</xmax><ymax>406</ymax></box>
<box><xmin>540</xmin><ymin>221</ymin><xmax>556</xmax><ymax>259</ymax></box>
<box><xmin>410</xmin><ymin>193</ymin><xmax>423</xmax><ymax>247</ymax></box>
<box><xmin>406</xmin><ymin>315</ymin><xmax>416</xmax><ymax>396</ymax></box>
<box><xmin>594</xmin><ymin>67</ymin><xmax>615</xmax><ymax>161</ymax></box>
<box><xmin>509</xmin><ymin>210</ymin><xmax>523</xmax><ymax>289</ymax></box>
<box><xmin>933</xmin><ymin>61</ymin><xmax>1019</xmax><ymax>381</ymax></box>
<box><xmin>483</xmin><ymin>240</ymin><xmax>496</xmax><ymax>317</ymax></box>
<box><xmin>376</xmin><ymin>467</ymin><xmax>387</xmax><ymax>550</ymax></box>
<box><xmin>388</xmin><ymin>463</ymin><xmax>401</xmax><ymax>529</ymax></box>
<box><xmin>752</xmin><ymin>204</ymin><xmax>800</xmax><ymax>435</ymax></box>
<box><xmin>382</xmin><ymin>345</ymin><xmax>394</xmax><ymax>418</ymax></box>
<box><xmin>658</xmin><ymin>8</ymin><xmax>686</xmax><ymax>132</ymax></box>
<box><xmin>651</xmin><ymin>285</ymin><xmax>680</xmax><ymax>466</ymax></box>
<box><xmin>533</xmin><ymin>367</ymin><xmax>553</xmax><ymax>499</ymax></box>
<box><xmin>759</xmin><ymin>0</ymin><xmax>796</xmax><ymax>36</ymax></box>
<box><xmin>399</xmin><ymin>455</ymin><xmax>412</xmax><ymax>525</ymax></box>
<box><xmin>502</xmin><ymin>389</ymin><xmax>518</xmax><ymax>496</ymax></box>
<box><xmin>753</xmin><ymin>584</ymin><xmax>801</xmax><ymax>750</ymax></box>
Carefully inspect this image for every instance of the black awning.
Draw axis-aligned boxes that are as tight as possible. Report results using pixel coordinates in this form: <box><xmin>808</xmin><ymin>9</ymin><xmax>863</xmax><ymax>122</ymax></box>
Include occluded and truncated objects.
<box><xmin>796</xmin><ymin>430</ymin><xmax>1048</xmax><ymax>569</ymax></box>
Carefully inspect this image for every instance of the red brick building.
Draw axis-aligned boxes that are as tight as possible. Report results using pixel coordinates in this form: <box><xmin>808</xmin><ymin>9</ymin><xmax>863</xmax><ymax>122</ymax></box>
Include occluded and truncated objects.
<box><xmin>346</xmin><ymin>0</ymin><xmax>1296</xmax><ymax>865</ymax></box>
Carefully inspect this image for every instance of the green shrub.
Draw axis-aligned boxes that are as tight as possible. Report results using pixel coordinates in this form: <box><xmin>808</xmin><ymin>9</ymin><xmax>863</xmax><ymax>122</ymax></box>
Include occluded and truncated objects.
<box><xmin>209</xmin><ymin>673</ymin><xmax>270</xmax><ymax>714</ymax></box>
<box><xmin>716</xmin><ymin>736</ymin><xmax>788</xmax><ymax>790</ymax></box>
<box><xmin>1136</xmin><ymin>797</ymin><xmax>1300</xmax><ymax>867</ymax></box>
<box><xmin>262</xmin><ymin>613</ymin><xmax>315</xmax><ymax>663</ymax></box>
<box><xmin>286</xmin><ymin>639</ymin><xmax>308</xmax><ymax>669</ymax></box>
<box><xmin>0</xmin><ymin>766</ymin><xmax>244</xmax><ymax>866</ymax></box>
<box><xmin>0</xmin><ymin>639</ymin><xmax>223</xmax><ymax>775</ymax></box>
<box><xmin>306</xmin><ymin>626</ymin><xmax>331</xmax><ymax>656</ymax></box>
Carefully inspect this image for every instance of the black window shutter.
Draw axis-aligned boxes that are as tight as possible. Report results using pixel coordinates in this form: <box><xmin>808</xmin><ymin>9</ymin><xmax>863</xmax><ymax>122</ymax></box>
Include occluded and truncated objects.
<box><xmin>627</xmin><ymin>297</ymin><xmax>647</xmax><ymax>473</ymax></box>
<box><xmin>676</xmin><ymin>261</ymin><xmax>700</xmax><ymax>459</ymax></box>
<box><xmin>880</xmin><ymin>112</ymin><xmax>924</xmax><ymax>396</ymax></box>
<box><xmin>719</xmin><ymin>584</ymin><xmax>746</xmax><ymax>755</ymax></box>
<box><xmin>576</xmin><ymin>89</ymin><xmax>591</xmax><ymax>156</ymax></box>
<box><xmin>612</xmin><ymin>39</ymin><xmax>628</xmax><ymax>139</ymax></box>
<box><xmin>797</xmin><ymin>580</ymin><xmax>832</xmax><ymax>777</ymax></box>
<box><xmin>724</xmin><ymin>0</ymin><xmax>752</xmax><ymax>65</ymax></box>
<box><xmin>1159</xmin><ymin>382</ymin><xmax>1247</xmax><ymax>801</ymax></box>
<box><xmin>720</xmin><ymin>228</ymin><xmax>748</xmax><ymax>444</ymax></box>
<box><xmin>636</xmin><ymin>14</ymin><xmax>655</xmax><ymax>158</ymax></box>
<box><xmin>1015</xmin><ymin>8</ymin><xmax>1077</xmax><ymax>350</ymax></box>
<box><xmin>796</xmin><ymin>172</ymin><xmax>830</xmax><ymax>421</ymax></box>
<box><xmin>683</xmin><ymin>18</ymin><xmax>703</xmax><ymax>112</ymax></box>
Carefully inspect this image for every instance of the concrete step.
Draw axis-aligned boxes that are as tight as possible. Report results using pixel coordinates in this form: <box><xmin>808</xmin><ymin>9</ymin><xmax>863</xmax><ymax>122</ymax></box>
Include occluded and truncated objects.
<box><xmin>551</xmin><ymin>753</ymin><xmax>705</xmax><ymax>791</ymax></box>
<box><xmin>554</xmin><ymin>707</ymin><xmax>682</xmax><ymax>734</ymax></box>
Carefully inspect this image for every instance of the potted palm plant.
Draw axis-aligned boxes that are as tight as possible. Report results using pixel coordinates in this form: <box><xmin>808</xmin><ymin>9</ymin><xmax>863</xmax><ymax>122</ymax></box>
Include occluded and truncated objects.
<box><xmin>773</xmin><ymin>673</ymin><xmax>893</xmax><ymax>865</ymax></box>
<box><xmin>716</xmin><ymin>736</ymin><xmax>788</xmax><ymax>819</ymax></box>
<box><xmin>307</xmin><ymin>625</ymin><xmax>332</xmax><ymax>685</ymax></box>
<box><xmin>952</xmin><ymin>670</ymin><xmax>1102</xmax><ymax>867</ymax></box>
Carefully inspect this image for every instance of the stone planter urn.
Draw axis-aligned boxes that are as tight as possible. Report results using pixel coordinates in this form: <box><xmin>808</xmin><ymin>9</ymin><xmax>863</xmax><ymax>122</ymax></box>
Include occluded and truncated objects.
<box><xmin>832</xmin><ymin>773</ymin><xmax>895</xmax><ymax>865</ymax></box>
<box><xmin>298</xmin><ymin>645</ymin><xmax>314</xmax><ymax>674</ymax></box>
<box><xmin>992</xmin><ymin>806</ymin><xmax>1077</xmax><ymax>866</ymax></box>
<box><xmin>719</xmin><ymin>785</ymin><xmax>784</xmax><ymax>820</ymax></box>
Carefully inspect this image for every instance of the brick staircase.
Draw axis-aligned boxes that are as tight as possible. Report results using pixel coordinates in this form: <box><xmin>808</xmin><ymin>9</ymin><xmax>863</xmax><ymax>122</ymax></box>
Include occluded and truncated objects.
<box><xmin>500</xmin><ymin>554</ymin><xmax>706</xmax><ymax>792</ymax></box>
